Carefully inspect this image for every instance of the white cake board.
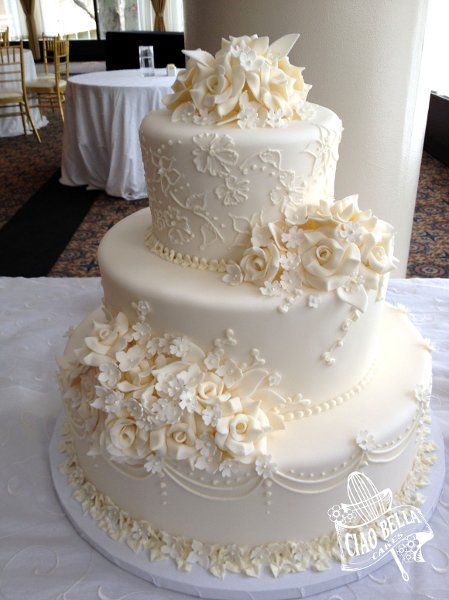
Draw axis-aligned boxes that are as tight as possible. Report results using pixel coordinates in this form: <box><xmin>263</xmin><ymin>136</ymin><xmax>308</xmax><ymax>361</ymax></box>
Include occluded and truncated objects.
<box><xmin>49</xmin><ymin>412</ymin><xmax>445</xmax><ymax>600</ymax></box>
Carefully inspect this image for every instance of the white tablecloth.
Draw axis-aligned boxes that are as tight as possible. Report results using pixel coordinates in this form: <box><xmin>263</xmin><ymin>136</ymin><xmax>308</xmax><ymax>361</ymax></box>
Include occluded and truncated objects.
<box><xmin>0</xmin><ymin>276</ymin><xmax>448</xmax><ymax>600</ymax></box>
<box><xmin>60</xmin><ymin>69</ymin><xmax>176</xmax><ymax>200</ymax></box>
<box><xmin>0</xmin><ymin>48</ymin><xmax>48</xmax><ymax>137</ymax></box>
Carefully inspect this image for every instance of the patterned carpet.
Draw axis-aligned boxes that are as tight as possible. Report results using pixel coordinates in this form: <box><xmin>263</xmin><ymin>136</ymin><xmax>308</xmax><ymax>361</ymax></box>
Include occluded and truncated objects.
<box><xmin>0</xmin><ymin>117</ymin><xmax>448</xmax><ymax>277</ymax></box>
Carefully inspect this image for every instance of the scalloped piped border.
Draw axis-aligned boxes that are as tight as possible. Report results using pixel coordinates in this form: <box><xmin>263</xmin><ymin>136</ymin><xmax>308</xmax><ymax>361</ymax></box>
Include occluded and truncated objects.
<box><xmin>59</xmin><ymin>418</ymin><xmax>436</xmax><ymax>579</ymax></box>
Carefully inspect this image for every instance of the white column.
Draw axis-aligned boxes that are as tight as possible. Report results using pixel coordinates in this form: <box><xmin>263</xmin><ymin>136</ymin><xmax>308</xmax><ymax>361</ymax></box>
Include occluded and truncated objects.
<box><xmin>184</xmin><ymin>0</ymin><xmax>430</xmax><ymax>277</ymax></box>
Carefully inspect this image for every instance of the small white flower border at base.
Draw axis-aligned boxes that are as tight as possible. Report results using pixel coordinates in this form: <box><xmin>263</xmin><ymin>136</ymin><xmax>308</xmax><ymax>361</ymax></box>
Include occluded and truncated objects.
<box><xmin>58</xmin><ymin>419</ymin><xmax>437</xmax><ymax>579</ymax></box>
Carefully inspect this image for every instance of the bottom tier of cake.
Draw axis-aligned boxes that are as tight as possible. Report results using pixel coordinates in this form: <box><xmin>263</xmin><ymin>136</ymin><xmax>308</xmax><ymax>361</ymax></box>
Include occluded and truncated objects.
<box><xmin>59</xmin><ymin>303</ymin><xmax>434</xmax><ymax>577</ymax></box>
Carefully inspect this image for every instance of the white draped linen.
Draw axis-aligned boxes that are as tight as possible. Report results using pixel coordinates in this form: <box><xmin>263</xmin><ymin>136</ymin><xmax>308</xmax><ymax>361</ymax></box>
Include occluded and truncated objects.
<box><xmin>0</xmin><ymin>275</ymin><xmax>448</xmax><ymax>600</ymax></box>
<box><xmin>60</xmin><ymin>69</ymin><xmax>176</xmax><ymax>200</ymax></box>
<box><xmin>0</xmin><ymin>47</ymin><xmax>48</xmax><ymax>137</ymax></box>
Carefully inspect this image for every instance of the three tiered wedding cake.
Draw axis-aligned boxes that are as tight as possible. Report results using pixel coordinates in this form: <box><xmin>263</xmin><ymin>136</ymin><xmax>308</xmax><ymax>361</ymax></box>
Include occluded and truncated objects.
<box><xmin>58</xmin><ymin>34</ymin><xmax>435</xmax><ymax>578</ymax></box>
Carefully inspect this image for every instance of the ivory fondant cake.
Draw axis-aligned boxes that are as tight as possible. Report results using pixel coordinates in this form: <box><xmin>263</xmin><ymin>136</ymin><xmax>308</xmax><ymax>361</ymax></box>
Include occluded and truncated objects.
<box><xmin>58</xmin><ymin>34</ymin><xmax>435</xmax><ymax>579</ymax></box>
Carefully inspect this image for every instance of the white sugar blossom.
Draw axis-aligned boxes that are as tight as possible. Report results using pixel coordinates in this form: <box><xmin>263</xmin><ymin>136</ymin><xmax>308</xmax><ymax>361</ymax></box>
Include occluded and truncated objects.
<box><xmin>216</xmin><ymin>359</ymin><xmax>242</xmax><ymax>388</ymax></box>
<box><xmin>98</xmin><ymin>363</ymin><xmax>121</xmax><ymax>389</ymax></box>
<box><xmin>219</xmin><ymin>459</ymin><xmax>237</xmax><ymax>478</ymax></box>
<box><xmin>237</xmin><ymin>103</ymin><xmax>259</xmax><ymax>129</ymax></box>
<box><xmin>187</xmin><ymin>540</ymin><xmax>210</xmax><ymax>568</ymax></box>
<box><xmin>255</xmin><ymin>454</ymin><xmax>277</xmax><ymax>478</ymax></box>
<box><xmin>204</xmin><ymin>351</ymin><xmax>222</xmax><ymax>371</ymax></box>
<box><xmin>150</xmin><ymin>397</ymin><xmax>181</xmax><ymax>425</ymax></box>
<box><xmin>266</xmin><ymin>108</ymin><xmax>288</xmax><ymax>128</ymax></box>
<box><xmin>308</xmin><ymin>294</ymin><xmax>321</xmax><ymax>309</ymax></box>
<box><xmin>202</xmin><ymin>404</ymin><xmax>222</xmax><ymax>427</ymax></box>
<box><xmin>414</xmin><ymin>385</ymin><xmax>431</xmax><ymax>410</ymax></box>
<box><xmin>222</xmin><ymin>262</ymin><xmax>243</xmax><ymax>286</ymax></box>
<box><xmin>279</xmin><ymin>252</ymin><xmax>300</xmax><ymax>271</ymax></box>
<box><xmin>171</xmin><ymin>101</ymin><xmax>196</xmax><ymax>123</ymax></box>
<box><xmin>260</xmin><ymin>280</ymin><xmax>282</xmax><ymax>297</ymax></box>
<box><xmin>126</xmin><ymin>398</ymin><xmax>144</xmax><ymax>420</ymax></box>
<box><xmin>169</xmin><ymin>337</ymin><xmax>191</xmax><ymax>358</ymax></box>
<box><xmin>281</xmin><ymin>226</ymin><xmax>303</xmax><ymax>249</ymax></box>
<box><xmin>280</xmin><ymin>270</ymin><xmax>302</xmax><ymax>293</ymax></box>
<box><xmin>179</xmin><ymin>389</ymin><xmax>198</xmax><ymax>413</ymax></box>
<box><xmin>146</xmin><ymin>338</ymin><xmax>160</xmax><ymax>356</ymax></box>
<box><xmin>116</xmin><ymin>345</ymin><xmax>145</xmax><ymax>372</ymax></box>
<box><xmin>133</xmin><ymin>300</ymin><xmax>151</xmax><ymax>320</ymax></box>
<box><xmin>284</xmin><ymin>203</ymin><xmax>308</xmax><ymax>226</ymax></box>
<box><xmin>91</xmin><ymin>388</ymin><xmax>124</xmax><ymax>415</ymax></box>
<box><xmin>131</xmin><ymin>321</ymin><xmax>152</xmax><ymax>341</ymax></box>
<box><xmin>144</xmin><ymin>454</ymin><xmax>163</xmax><ymax>474</ymax></box>
<box><xmin>356</xmin><ymin>430</ymin><xmax>376</xmax><ymax>452</ymax></box>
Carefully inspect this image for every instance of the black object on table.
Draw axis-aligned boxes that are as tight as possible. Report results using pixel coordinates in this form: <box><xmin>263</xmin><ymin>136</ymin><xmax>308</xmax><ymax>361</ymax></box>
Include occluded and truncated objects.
<box><xmin>105</xmin><ymin>31</ymin><xmax>185</xmax><ymax>71</ymax></box>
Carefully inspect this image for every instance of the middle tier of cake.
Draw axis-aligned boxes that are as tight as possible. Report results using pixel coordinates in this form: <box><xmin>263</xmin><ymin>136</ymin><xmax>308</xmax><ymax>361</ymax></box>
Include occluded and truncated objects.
<box><xmin>99</xmin><ymin>208</ymin><xmax>384</xmax><ymax>407</ymax></box>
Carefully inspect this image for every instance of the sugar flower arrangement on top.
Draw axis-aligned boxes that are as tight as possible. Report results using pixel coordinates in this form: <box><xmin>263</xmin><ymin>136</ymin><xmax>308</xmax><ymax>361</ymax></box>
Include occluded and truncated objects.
<box><xmin>163</xmin><ymin>33</ymin><xmax>312</xmax><ymax>128</ymax></box>
<box><xmin>59</xmin><ymin>301</ymin><xmax>286</xmax><ymax>479</ymax></box>
<box><xmin>222</xmin><ymin>195</ymin><xmax>398</xmax><ymax>314</ymax></box>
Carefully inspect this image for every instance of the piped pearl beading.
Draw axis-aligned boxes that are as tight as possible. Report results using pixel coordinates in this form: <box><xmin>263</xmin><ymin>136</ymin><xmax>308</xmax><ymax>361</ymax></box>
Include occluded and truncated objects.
<box><xmin>147</xmin><ymin>228</ymin><xmax>230</xmax><ymax>273</ymax></box>
<box><xmin>279</xmin><ymin>359</ymin><xmax>376</xmax><ymax>422</ymax></box>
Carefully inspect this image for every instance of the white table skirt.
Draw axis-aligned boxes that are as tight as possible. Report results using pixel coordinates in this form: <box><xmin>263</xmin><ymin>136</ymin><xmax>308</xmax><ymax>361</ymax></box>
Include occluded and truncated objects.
<box><xmin>60</xmin><ymin>69</ymin><xmax>176</xmax><ymax>200</ymax></box>
<box><xmin>0</xmin><ymin>48</ymin><xmax>48</xmax><ymax>137</ymax></box>
<box><xmin>0</xmin><ymin>276</ymin><xmax>448</xmax><ymax>600</ymax></box>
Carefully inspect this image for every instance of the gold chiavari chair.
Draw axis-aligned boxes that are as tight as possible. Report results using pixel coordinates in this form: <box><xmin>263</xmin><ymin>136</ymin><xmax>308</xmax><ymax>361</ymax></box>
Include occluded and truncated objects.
<box><xmin>27</xmin><ymin>38</ymin><xmax>69</xmax><ymax>122</ymax></box>
<box><xmin>0</xmin><ymin>27</ymin><xmax>9</xmax><ymax>48</ymax></box>
<box><xmin>0</xmin><ymin>41</ymin><xmax>41</xmax><ymax>141</ymax></box>
<box><xmin>41</xmin><ymin>34</ymin><xmax>60</xmax><ymax>75</ymax></box>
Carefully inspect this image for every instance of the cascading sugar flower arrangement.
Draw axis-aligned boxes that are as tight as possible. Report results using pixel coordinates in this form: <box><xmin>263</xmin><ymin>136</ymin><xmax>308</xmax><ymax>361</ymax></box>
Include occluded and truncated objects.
<box><xmin>223</xmin><ymin>195</ymin><xmax>399</xmax><ymax>314</ymax></box>
<box><xmin>164</xmin><ymin>33</ymin><xmax>312</xmax><ymax>128</ymax></box>
<box><xmin>59</xmin><ymin>301</ymin><xmax>286</xmax><ymax>478</ymax></box>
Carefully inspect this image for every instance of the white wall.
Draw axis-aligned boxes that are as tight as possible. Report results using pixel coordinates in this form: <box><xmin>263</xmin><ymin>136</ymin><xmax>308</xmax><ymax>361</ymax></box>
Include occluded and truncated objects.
<box><xmin>184</xmin><ymin>0</ymin><xmax>431</xmax><ymax>277</ymax></box>
<box><xmin>426</xmin><ymin>0</ymin><xmax>449</xmax><ymax>96</ymax></box>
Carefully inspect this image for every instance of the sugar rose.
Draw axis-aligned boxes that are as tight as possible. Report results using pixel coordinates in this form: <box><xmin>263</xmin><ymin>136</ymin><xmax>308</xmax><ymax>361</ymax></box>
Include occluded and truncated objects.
<box><xmin>166</xmin><ymin>417</ymin><xmax>197</xmax><ymax>460</ymax></box>
<box><xmin>102</xmin><ymin>415</ymin><xmax>151</xmax><ymax>464</ymax></box>
<box><xmin>300</xmin><ymin>230</ymin><xmax>361</xmax><ymax>291</ymax></box>
<box><xmin>240</xmin><ymin>243</ymin><xmax>280</xmax><ymax>285</ymax></box>
<box><xmin>215</xmin><ymin>399</ymin><xmax>271</xmax><ymax>462</ymax></box>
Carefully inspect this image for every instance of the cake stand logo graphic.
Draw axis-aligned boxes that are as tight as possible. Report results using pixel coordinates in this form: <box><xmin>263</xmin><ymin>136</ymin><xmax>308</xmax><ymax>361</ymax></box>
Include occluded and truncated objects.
<box><xmin>328</xmin><ymin>471</ymin><xmax>434</xmax><ymax>581</ymax></box>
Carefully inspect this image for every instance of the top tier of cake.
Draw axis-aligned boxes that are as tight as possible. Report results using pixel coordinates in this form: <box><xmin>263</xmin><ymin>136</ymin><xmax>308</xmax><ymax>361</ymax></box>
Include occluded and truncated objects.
<box><xmin>140</xmin><ymin>104</ymin><xmax>342</xmax><ymax>264</ymax></box>
<box><xmin>140</xmin><ymin>33</ymin><xmax>344</xmax><ymax>265</ymax></box>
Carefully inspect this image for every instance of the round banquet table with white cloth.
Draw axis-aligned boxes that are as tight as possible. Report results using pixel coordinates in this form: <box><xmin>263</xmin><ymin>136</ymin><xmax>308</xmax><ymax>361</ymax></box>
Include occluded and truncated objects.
<box><xmin>0</xmin><ymin>47</ymin><xmax>48</xmax><ymax>137</ymax></box>
<box><xmin>60</xmin><ymin>68</ymin><xmax>176</xmax><ymax>200</ymax></box>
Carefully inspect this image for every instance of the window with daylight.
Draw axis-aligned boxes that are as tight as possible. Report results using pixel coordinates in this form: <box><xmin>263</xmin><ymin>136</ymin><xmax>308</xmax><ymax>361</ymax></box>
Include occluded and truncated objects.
<box><xmin>37</xmin><ymin>0</ymin><xmax>97</xmax><ymax>38</ymax></box>
<box><xmin>0</xmin><ymin>0</ymin><xmax>27</xmax><ymax>40</ymax></box>
<box><xmin>35</xmin><ymin>0</ymin><xmax>183</xmax><ymax>40</ymax></box>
